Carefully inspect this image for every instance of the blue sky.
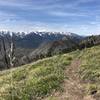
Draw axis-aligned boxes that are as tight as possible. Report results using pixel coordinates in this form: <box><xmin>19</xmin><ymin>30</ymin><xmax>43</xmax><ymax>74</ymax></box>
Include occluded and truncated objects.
<box><xmin>0</xmin><ymin>0</ymin><xmax>99</xmax><ymax>35</ymax></box>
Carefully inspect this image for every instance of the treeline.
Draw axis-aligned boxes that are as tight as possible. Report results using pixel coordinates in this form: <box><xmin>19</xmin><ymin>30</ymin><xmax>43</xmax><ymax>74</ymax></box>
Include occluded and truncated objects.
<box><xmin>79</xmin><ymin>35</ymin><xmax>100</xmax><ymax>49</ymax></box>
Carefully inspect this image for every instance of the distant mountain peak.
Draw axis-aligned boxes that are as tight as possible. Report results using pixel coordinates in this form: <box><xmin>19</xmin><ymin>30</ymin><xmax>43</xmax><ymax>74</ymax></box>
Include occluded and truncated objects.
<box><xmin>0</xmin><ymin>31</ymin><xmax>83</xmax><ymax>48</ymax></box>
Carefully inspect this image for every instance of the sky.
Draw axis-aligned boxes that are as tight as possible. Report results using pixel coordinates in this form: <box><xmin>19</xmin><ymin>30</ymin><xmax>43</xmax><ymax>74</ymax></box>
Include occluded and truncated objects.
<box><xmin>0</xmin><ymin>0</ymin><xmax>100</xmax><ymax>35</ymax></box>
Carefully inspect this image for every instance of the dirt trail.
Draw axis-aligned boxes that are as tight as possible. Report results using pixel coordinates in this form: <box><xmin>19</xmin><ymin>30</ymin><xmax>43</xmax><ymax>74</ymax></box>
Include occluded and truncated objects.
<box><xmin>49</xmin><ymin>59</ymin><xmax>95</xmax><ymax>100</ymax></box>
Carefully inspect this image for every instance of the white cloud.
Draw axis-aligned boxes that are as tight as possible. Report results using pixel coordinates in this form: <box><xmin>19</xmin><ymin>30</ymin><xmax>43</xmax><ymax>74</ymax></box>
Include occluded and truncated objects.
<box><xmin>0</xmin><ymin>0</ymin><xmax>99</xmax><ymax>35</ymax></box>
<box><xmin>48</xmin><ymin>11</ymin><xmax>89</xmax><ymax>17</ymax></box>
<box><xmin>77</xmin><ymin>0</ymin><xmax>95</xmax><ymax>3</ymax></box>
<box><xmin>0</xmin><ymin>18</ymin><xmax>99</xmax><ymax>35</ymax></box>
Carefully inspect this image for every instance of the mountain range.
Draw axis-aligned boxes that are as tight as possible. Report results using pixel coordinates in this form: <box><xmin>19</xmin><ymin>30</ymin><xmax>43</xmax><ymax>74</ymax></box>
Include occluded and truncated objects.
<box><xmin>0</xmin><ymin>31</ymin><xmax>100</xmax><ymax>70</ymax></box>
<box><xmin>0</xmin><ymin>31</ymin><xmax>83</xmax><ymax>69</ymax></box>
<box><xmin>11</xmin><ymin>31</ymin><xmax>83</xmax><ymax>48</ymax></box>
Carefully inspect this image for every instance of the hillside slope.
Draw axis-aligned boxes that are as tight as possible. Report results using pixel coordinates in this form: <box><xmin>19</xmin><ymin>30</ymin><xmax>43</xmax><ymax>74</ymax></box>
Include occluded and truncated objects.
<box><xmin>27</xmin><ymin>39</ymin><xmax>78</xmax><ymax>62</ymax></box>
<box><xmin>0</xmin><ymin>52</ymin><xmax>76</xmax><ymax>100</ymax></box>
<box><xmin>46</xmin><ymin>45</ymin><xmax>100</xmax><ymax>100</ymax></box>
<box><xmin>19</xmin><ymin>34</ymin><xmax>100</xmax><ymax>67</ymax></box>
<box><xmin>0</xmin><ymin>31</ymin><xmax>83</xmax><ymax>69</ymax></box>
<box><xmin>0</xmin><ymin>45</ymin><xmax>100</xmax><ymax>100</ymax></box>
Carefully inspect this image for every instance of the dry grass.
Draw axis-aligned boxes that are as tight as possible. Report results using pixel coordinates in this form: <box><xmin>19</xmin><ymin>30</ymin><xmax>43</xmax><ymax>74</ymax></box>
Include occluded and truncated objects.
<box><xmin>0</xmin><ymin>52</ymin><xmax>76</xmax><ymax>100</ymax></box>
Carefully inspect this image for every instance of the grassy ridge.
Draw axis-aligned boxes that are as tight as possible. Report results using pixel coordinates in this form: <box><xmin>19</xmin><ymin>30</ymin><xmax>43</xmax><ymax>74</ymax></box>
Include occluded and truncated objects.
<box><xmin>79</xmin><ymin>46</ymin><xmax>100</xmax><ymax>95</ymax></box>
<box><xmin>0</xmin><ymin>52</ymin><xmax>77</xmax><ymax>100</ymax></box>
<box><xmin>0</xmin><ymin>45</ymin><xmax>100</xmax><ymax>100</ymax></box>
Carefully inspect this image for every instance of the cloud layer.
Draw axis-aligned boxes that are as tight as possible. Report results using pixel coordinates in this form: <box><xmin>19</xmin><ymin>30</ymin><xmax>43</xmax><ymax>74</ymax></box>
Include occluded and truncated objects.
<box><xmin>0</xmin><ymin>0</ymin><xmax>99</xmax><ymax>35</ymax></box>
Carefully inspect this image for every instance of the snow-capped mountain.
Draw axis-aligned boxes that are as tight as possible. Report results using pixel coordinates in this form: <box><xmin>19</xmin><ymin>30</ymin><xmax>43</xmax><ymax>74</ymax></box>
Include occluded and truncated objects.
<box><xmin>0</xmin><ymin>31</ymin><xmax>83</xmax><ymax>48</ymax></box>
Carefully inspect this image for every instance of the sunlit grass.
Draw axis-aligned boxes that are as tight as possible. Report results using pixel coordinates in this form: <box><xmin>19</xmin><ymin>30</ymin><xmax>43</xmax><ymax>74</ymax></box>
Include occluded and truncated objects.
<box><xmin>0</xmin><ymin>52</ymin><xmax>76</xmax><ymax>100</ymax></box>
<box><xmin>79</xmin><ymin>46</ymin><xmax>100</xmax><ymax>94</ymax></box>
<box><xmin>1</xmin><ymin>45</ymin><xmax>100</xmax><ymax>100</ymax></box>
